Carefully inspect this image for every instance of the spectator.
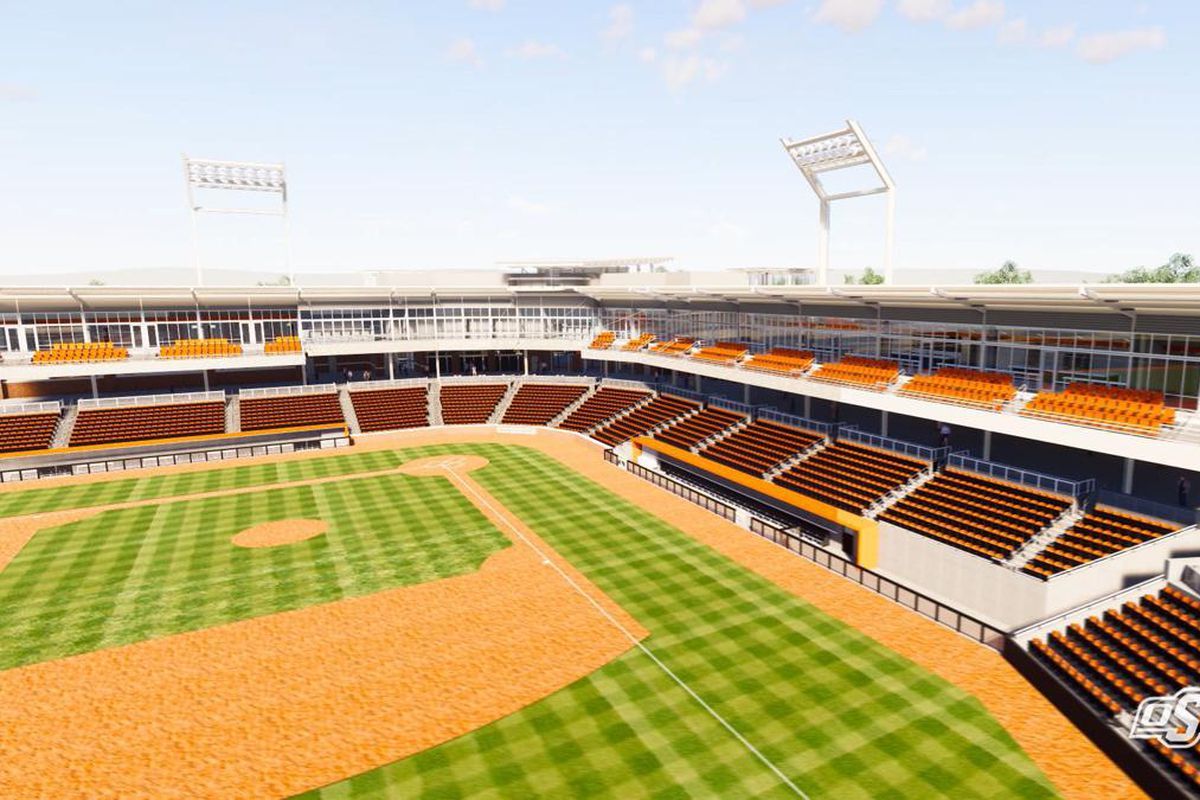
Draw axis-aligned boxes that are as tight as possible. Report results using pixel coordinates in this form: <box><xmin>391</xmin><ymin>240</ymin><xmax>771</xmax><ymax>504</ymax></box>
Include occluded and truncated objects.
<box><xmin>342</xmin><ymin>367</ymin><xmax>352</xmax><ymax>384</ymax></box>
<box><xmin>363</xmin><ymin>367</ymin><xmax>373</xmax><ymax>382</ymax></box>
<box><xmin>938</xmin><ymin>423</ymin><xmax>952</xmax><ymax>448</ymax></box>
<box><xmin>1180</xmin><ymin>476</ymin><xmax>1191</xmax><ymax>508</ymax></box>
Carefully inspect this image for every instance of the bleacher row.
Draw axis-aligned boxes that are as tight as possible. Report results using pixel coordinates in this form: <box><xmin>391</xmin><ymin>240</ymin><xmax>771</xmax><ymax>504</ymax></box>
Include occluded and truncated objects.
<box><xmin>1029</xmin><ymin>584</ymin><xmax>1200</xmax><ymax>792</ymax></box>
<box><xmin>1022</xmin><ymin>507</ymin><xmax>1179</xmax><ymax>578</ymax></box>
<box><xmin>350</xmin><ymin>387</ymin><xmax>429</xmax><ymax>432</ymax></box>
<box><xmin>775</xmin><ymin>442</ymin><xmax>925</xmax><ymax>514</ymax></box>
<box><xmin>502</xmin><ymin>384</ymin><xmax>586</xmax><ymax>426</ymax></box>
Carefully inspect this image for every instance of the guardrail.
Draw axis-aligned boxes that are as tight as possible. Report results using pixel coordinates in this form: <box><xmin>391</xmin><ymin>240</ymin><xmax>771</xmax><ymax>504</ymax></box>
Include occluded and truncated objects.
<box><xmin>0</xmin><ymin>400</ymin><xmax>61</xmax><ymax>415</ymax></box>
<box><xmin>516</xmin><ymin>374</ymin><xmax>597</xmax><ymax>386</ymax></box>
<box><xmin>1096</xmin><ymin>489</ymin><xmax>1200</xmax><ymax>527</ymax></box>
<box><xmin>600</xmin><ymin>378</ymin><xmax>654</xmax><ymax>391</ymax></box>
<box><xmin>837</xmin><ymin>427</ymin><xmax>948</xmax><ymax>463</ymax></box>
<box><xmin>755</xmin><ymin>408</ymin><xmax>839</xmax><ymax>438</ymax></box>
<box><xmin>345</xmin><ymin>378</ymin><xmax>431</xmax><ymax>392</ymax></box>
<box><xmin>238</xmin><ymin>383</ymin><xmax>337</xmax><ymax>399</ymax></box>
<box><xmin>602</xmin><ymin>448</ymin><xmax>621</xmax><ymax>467</ymax></box>
<box><xmin>78</xmin><ymin>391</ymin><xmax>226</xmax><ymax>409</ymax></box>
<box><xmin>654</xmin><ymin>384</ymin><xmax>707</xmax><ymax>403</ymax></box>
<box><xmin>439</xmin><ymin>374</ymin><xmax>519</xmax><ymax>384</ymax></box>
<box><xmin>948</xmin><ymin>452</ymin><xmax>1094</xmax><ymax>498</ymax></box>
<box><xmin>625</xmin><ymin>461</ymin><xmax>737</xmax><ymax>522</ymax></box>
<box><xmin>705</xmin><ymin>397</ymin><xmax>755</xmax><ymax>416</ymax></box>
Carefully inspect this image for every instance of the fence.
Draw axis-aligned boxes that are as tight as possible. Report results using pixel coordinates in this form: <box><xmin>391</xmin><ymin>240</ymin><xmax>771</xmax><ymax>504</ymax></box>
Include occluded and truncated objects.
<box><xmin>654</xmin><ymin>384</ymin><xmax>707</xmax><ymax>403</ymax></box>
<box><xmin>78</xmin><ymin>390</ymin><xmax>226</xmax><ymax>409</ymax></box>
<box><xmin>1096</xmin><ymin>489</ymin><xmax>1200</xmax><ymax>527</ymax></box>
<box><xmin>755</xmin><ymin>408</ymin><xmax>838</xmax><ymax>438</ymax></box>
<box><xmin>239</xmin><ymin>383</ymin><xmax>337</xmax><ymax>399</ymax></box>
<box><xmin>948</xmin><ymin>452</ymin><xmax>1094</xmax><ymax>498</ymax></box>
<box><xmin>345</xmin><ymin>378</ymin><xmax>431</xmax><ymax>392</ymax></box>
<box><xmin>705</xmin><ymin>397</ymin><xmax>755</xmax><ymax>416</ymax></box>
<box><xmin>600</xmin><ymin>377</ymin><xmax>654</xmax><ymax>392</ymax></box>
<box><xmin>625</xmin><ymin>461</ymin><xmax>737</xmax><ymax>522</ymax></box>
<box><xmin>602</xmin><ymin>448</ymin><xmax>621</xmax><ymax>467</ymax></box>
<box><xmin>0</xmin><ymin>400</ymin><xmax>61</xmax><ymax>415</ymax></box>
<box><xmin>746</xmin><ymin>517</ymin><xmax>1007</xmax><ymax>649</ymax></box>
<box><xmin>837</xmin><ymin>427</ymin><xmax>948</xmax><ymax>463</ymax></box>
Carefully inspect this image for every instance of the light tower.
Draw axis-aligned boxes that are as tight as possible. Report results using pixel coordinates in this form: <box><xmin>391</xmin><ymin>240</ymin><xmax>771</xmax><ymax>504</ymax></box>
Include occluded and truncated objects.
<box><xmin>182</xmin><ymin>156</ymin><xmax>291</xmax><ymax>287</ymax></box>
<box><xmin>780</xmin><ymin>120</ymin><xmax>895</xmax><ymax>285</ymax></box>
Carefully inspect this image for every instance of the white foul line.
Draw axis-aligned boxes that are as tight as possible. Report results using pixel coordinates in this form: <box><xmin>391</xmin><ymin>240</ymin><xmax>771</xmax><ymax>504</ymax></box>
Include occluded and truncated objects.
<box><xmin>441</xmin><ymin>464</ymin><xmax>810</xmax><ymax>800</ymax></box>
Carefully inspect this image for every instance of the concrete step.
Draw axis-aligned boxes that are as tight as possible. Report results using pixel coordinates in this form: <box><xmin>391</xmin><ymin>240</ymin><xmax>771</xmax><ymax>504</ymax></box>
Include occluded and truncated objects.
<box><xmin>338</xmin><ymin>387</ymin><xmax>361</xmax><ymax>435</ymax></box>
<box><xmin>51</xmin><ymin>405</ymin><xmax>79</xmax><ymax>448</ymax></box>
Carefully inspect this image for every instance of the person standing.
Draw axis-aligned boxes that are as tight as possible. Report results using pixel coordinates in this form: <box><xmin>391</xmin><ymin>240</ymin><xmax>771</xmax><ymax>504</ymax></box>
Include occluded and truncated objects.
<box><xmin>1180</xmin><ymin>476</ymin><xmax>1191</xmax><ymax>508</ymax></box>
<box><xmin>938</xmin><ymin>423</ymin><xmax>952</xmax><ymax>449</ymax></box>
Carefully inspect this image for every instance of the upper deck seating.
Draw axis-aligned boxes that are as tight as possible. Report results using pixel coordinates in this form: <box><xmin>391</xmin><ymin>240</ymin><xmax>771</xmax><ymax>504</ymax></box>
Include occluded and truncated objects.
<box><xmin>900</xmin><ymin>367</ymin><xmax>1016</xmax><ymax>409</ymax></box>
<box><xmin>1022</xmin><ymin>508</ymin><xmax>1179</xmax><ymax>578</ymax></box>
<box><xmin>774</xmin><ymin>442</ymin><xmax>925</xmax><ymax>514</ymax></box>
<box><xmin>502</xmin><ymin>384</ymin><xmax>588</xmax><ymax>426</ymax></box>
<box><xmin>809</xmin><ymin>356</ymin><xmax>900</xmax><ymax>389</ymax></box>
<box><xmin>651</xmin><ymin>406</ymin><xmax>744</xmax><ymax>451</ymax></box>
<box><xmin>350</xmin><ymin>387</ymin><xmax>429</xmax><ymax>432</ymax></box>
<box><xmin>700</xmin><ymin>419</ymin><xmax>823</xmax><ymax>477</ymax></box>
<box><xmin>240</xmin><ymin>393</ymin><xmax>344</xmax><ymax>432</ymax></box>
<box><xmin>592</xmin><ymin>394</ymin><xmax>700</xmax><ymax>446</ymax></box>
<box><xmin>691</xmin><ymin>342</ymin><xmax>748</xmax><ymax>364</ymax></box>
<box><xmin>742</xmin><ymin>348</ymin><xmax>814</xmax><ymax>376</ymax></box>
<box><xmin>264</xmin><ymin>335</ymin><xmax>302</xmax><ymax>354</ymax></box>
<box><xmin>0</xmin><ymin>411</ymin><xmax>60</xmax><ymax>453</ymax></box>
<box><xmin>1028</xmin><ymin>584</ymin><xmax>1200</xmax><ymax>791</ymax></box>
<box><xmin>557</xmin><ymin>387</ymin><xmax>650</xmax><ymax>432</ymax></box>
<box><xmin>440</xmin><ymin>383</ymin><xmax>508</xmax><ymax>425</ymax></box>
<box><xmin>620</xmin><ymin>333</ymin><xmax>655</xmax><ymax>351</ymax></box>
<box><xmin>1022</xmin><ymin>382</ymin><xmax>1175</xmax><ymax>433</ymax></box>
<box><xmin>33</xmin><ymin>342</ymin><xmax>128</xmax><ymax>364</ymax></box>
<box><xmin>70</xmin><ymin>400</ymin><xmax>226</xmax><ymax>446</ymax></box>
<box><xmin>649</xmin><ymin>337</ymin><xmax>696</xmax><ymax>356</ymax></box>
<box><xmin>587</xmin><ymin>331</ymin><xmax>616</xmax><ymax>350</ymax></box>
<box><xmin>159</xmin><ymin>338</ymin><xmax>243</xmax><ymax>359</ymax></box>
<box><xmin>878</xmin><ymin>470</ymin><xmax>1072</xmax><ymax>562</ymax></box>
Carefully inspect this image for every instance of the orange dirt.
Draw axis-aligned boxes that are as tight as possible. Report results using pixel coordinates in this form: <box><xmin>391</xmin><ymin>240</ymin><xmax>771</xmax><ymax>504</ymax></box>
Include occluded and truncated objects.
<box><xmin>231</xmin><ymin>519</ymin><xmax>328</xmax><ymax>548</ymax></box>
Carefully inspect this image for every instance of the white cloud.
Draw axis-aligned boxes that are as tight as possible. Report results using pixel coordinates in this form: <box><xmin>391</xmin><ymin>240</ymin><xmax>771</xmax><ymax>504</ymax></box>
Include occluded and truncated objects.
<box><xmin>1037</xmin><ymin>25</ymin><xmax>1075</xmax><ymax>49</ymax></box>
<box><xmin>693</xmin><ymin>0</ymin><xmax>747</xmax><ymax>30</ymax></box>
<box><xmin>662</xmin><ymin>55</ymin><xmax>728</xmax><ymax>89</ymax></box>
<box><xmin>1076</xmin><ymin>27</ymin><xmax>1165</xmax><ymax>63</ymax></box>
<box><xmin>0</xmin><ymin>83</ymin><xmax>37</xmax><ymax>102</ymax></box>
<box><xmin>748</xmin><ymin>0</ymin><xmax>789</xmax><ymax>7</ymax></box>
<box><xmin>468</xmin><ymin>0</ymin><xmax>505</xmax><ymax>10</ymax></box>
<box><xmin>508</xmin><ymin>41</ymin><xmax>565</xmax><ymax>60</ymax></box>
<box><xmin>883</xmin><ymin>134</ymin><xmax>928</xmax><ymax>162</ymax></box>
<box><xmin>639</xmin><ymin>46</ymin><xmax>658</xmax><ymax>63</ymax></box>
<box><xmin>446</xmin><ymin>37</ymin><xmax>482</xmax><ymax>66</ymax></box>
<box><xmin>945</xmin><ymin>0</ymin><xmax>1005</xmax><ymax>30</ymax></box>
<box><xmin>665</xmin><ymin>27</ymin><xmax>705</xmax><ymax>49</ymax></box>
<box><xmin>997</xmin><ymin>17</ymin><xmax>1026</xmax><ymax>44</ymax></box>
<box><xmin>708</xmin><ymin>219</ymin><xmax>748</xmax><ymax>241</ymax></box>
<box><xmin>813</xmin><ymin>0</ymin><xmax>885</xmax><ymax>33</ymax></box>
<box><xmin>603</xmin><ymin>4</ymin><xmax>634</xmax><ymax>41</ymax></box>
<box><xmin>507</xmin><ymin>195</ymin><xmax>554</xmax><ymax>216</ymax></box>
<box><xmin>897</xmin><ymin>0</ymin><xmax>951</xmax><ymax>22</ymax></box>
<box><xmin>719</xmin><ymin>33</ymin><xmax>746</xmax><ymax>52</ymax></box>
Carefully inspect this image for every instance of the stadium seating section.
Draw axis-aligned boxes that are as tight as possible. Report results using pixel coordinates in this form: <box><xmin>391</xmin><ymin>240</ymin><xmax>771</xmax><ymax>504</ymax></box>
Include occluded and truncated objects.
<box><xmin>742</xmin><ymin>348</ymin><xmax>814</xmax><ymax>376</ymax></box>
<box><xmin>240</xmin><ymin>393</ymin><xmax>345</xmax><ymax>432</ymax></box>
<box><xmin>1023</xmin><ymin>383</ymin><xmax>1175</xmax><ymax>433</ymax></box>
<box><xmin>1022</xmin><ymin>507</ymin><xmax>1179</xmax><ymax>578</ymax></box>
<box><xmin>691</xmin><ymin>342</ymin><xmax>748</xmax><ymax>364</ymax></box>
<box><xmin>700</xmin><ymin>419</ymin><xmax>823</xmax><ymax>477</ymax></box>
<box><xmin>649</xmin><ymin>337</ymin><xmax>695</xmax><ymax>356</ymax></box>
<box><xmin>349</xmin><ymin>387</ymin><xmax>429</xmax><ymax>432</ymax></box>
<box><xmin>775</xmin><ymin>442</ymin><xmax>925</xmax><ymax>514</ymax></box>
<box><xmin>440</xmin><ymin>383</ymin><xmax>509</xmax><ymax>425</ymax></box>
<box><xmin>879</xmin><ymin>470</ymin><xmax>1072</xmax><ymax>562</ymax></box>
<box><xmin>900</xmin><ymin>367</ymin><xmax>1016</xmax><ymax>409</ymax></box>
<box><xmin>501</xmin><ymin>384</ymin><xmax>588</xmax><ymax>426</ymax></box>
<box><xmin>557</xmin><ymin>387</ymin><xmax>650</xmax><ymax>433</ymax></box>
<box><xmin>651</xmin><ymin>406</ymin><xmax>744</xmax><ymax>450</ymax></box>
<box><xmin>620</xmin><ymin>333</ymin><xmax>655</xmax><ymax>351</ymax></box>
<box><xmin>587</xmin><ymin>331</ymin><xmax>615</xmax><ymax>350</ymax></box>
<box><xmin>0</xmin><ymin>412</ymin><xmax>60</xmax><ymax>453</ymax></box>
<box><xmin>592</xmin><ymin>394</ymin><xmax>699</xmax><ymax>446</ymax></box>
<box><xmin>33</xmin><ymin>341</ymin><xmax>128</xmax><ymax>364</ymax></box>
<box><xmin>810</xmin><ymin>356</ymin><xmax>900</xmax><ymax>389</ymax></box>
<box><xmin>1029</xmin><ymin>584</ymin><xmax>1200</xmax><ymax>791</ymax></box>
<box><xmin>264</xmin><ymin>335</ymin><xmax>302</xmax><ymax>354</ymax></box>
<box><xmin>70</xmin><ymin>401</ymin><xmax>226</xmax><ymax>446</ymax></box>
<box><xmin>159</xmin><ymin>338</ymin><xmax>243</xmax><ymax>358</ymax></box>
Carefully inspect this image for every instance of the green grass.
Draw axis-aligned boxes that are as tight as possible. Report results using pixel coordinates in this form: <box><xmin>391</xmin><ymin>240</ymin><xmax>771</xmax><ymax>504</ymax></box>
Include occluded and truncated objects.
<box><xmin>0</xmin><ymin>470</ymin><xmax>508</xmax><ymax>670</ymax></box>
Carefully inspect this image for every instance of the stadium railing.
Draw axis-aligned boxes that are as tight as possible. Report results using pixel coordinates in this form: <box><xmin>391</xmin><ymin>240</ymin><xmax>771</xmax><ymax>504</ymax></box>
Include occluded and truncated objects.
<box><xmin>1096</xmin><ymin>488</ymin><xmax>1200</xmax><ymax>527</ymax></box>
<box><xmin>755</xmin><ymin>408</ymin><xmax>839</xmax><ymax>438</ymax></box>
<box><xmin>78</xmin><ymin>390</ymin><xmax>226</xmax><ymax>409</ymax></box>
<box><xmin>624</xmin><ymin>460</ymin><xmax>737</xmax><ymax>522</ymax></box>
<box><xmin>836</xmin><ymin>427</ymin><xmax>948</xmax><ymax>463</ymax></box>
<box><xmin>948</xmin><ymin>452</ymin><xmax>1094</xmax><ymax>499</ymax></box>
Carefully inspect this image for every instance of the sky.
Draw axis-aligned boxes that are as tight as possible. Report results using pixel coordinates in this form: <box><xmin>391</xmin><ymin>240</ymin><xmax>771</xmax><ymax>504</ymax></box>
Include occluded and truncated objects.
<box><xmin>0</xmin><ymin>1</ymin><xmax>1197</xmax><ymax>281</ymax></box>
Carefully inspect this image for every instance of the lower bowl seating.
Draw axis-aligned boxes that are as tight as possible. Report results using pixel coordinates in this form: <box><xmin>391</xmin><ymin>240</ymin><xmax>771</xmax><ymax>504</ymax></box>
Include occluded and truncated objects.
<box><xmin>0</xmin><ymin>412</ymin><xmax>61</xmax><ymax>453</ymax></box>
<box><xmin>350</xmin><ymin>387</ymin><xmax>429</xmax><ymax>432</ymax></box>
<box><xmin>501</xmin><ymin>384</ymin><xmax>587</xmax><ymax>426</ymax></box>
<box><xmin>440</xmin><ymin>384</ymin><xmax>509</xmax><ymax>425</ymax></box>
<box><xmin>70</xmin><ymin>401</ymin><xmax>226</xmax><ymax>446</ymax></box>
<box><xmin>240</xmin><ymin>393</ymin><xmax>344</xmax><ymax>432</ymax></box>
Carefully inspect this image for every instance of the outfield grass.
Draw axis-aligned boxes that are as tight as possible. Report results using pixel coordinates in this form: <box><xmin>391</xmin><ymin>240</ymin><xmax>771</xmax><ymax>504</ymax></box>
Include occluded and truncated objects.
<box><xmin>0</xmin><ymin>471</ymin><xmax>508</xmax><ymax>670</ymax></box>
<box><xmin>292</xmin><ymin>443</ymin><xmax>1057</xmax><ymax>799</ymax></box>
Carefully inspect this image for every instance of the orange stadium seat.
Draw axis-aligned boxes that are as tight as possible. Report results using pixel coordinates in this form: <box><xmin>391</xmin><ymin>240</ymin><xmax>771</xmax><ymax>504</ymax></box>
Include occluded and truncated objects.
<box><xmin>0</xmin><ymin>411</ymin><xmax>61</xmax><ymax>453</ymax></box>
<box><xmin>349</xmin><ymin>387</ymin><xmax>429</xmax><ymax>432</ymax></box>
<box><xmin>263</xmin><ymin>335</ymin><xmax>302</xmax><ymax>354</ymax></box>
<box><xmin>699</xmin><ymin>419</ymin><xmax>823</xmax><ymax>477</ymax></box>
<box><xmin>158</xmin><ymin>338</ymin><xmax>243</xmax><ymax>359</ymax></box>
<box><xmin>591</xmin><ymin>394</ymin><xmax>699</xmax><ymax>446</ymax></box>
<box><xmin>690</xmin><ymin>341</ymin><xmax>748</xmax><ymax>364</ymax></box>
<box><xmin>557</xmin><ymin>387</ymin><xmax>650</xmax><ymax>432</ymax></box>
<box><xmin>1022</xmin><ymin>382</ymin><xmax>1174</xmax><ymax>434</ymax></box>
<box><xmin>587</xmin><ymin>331</ymin><xmax>616</xmax><ymax>350</ymax></box>
<box><xmin>239</xmin><ymin>393</ymin><xmax>344</xmax><ymax>432</ymax></box>
<box><xmin>620</xmin><ymin>333</ymin><xmax>656</xmax><ymax>351</ymax></box>
<box><xmin>900</xmin><ymin>367</ymin><xmax>1016</xmax><ymax>409</ymax></box>
<box><xmin>70</xmin><ymin>401</ymin><xmax>226</xmax><ymax>446</ymax></box>
<box><xmin>501</xmin><ymin>384</ymin><xmax>588</xmax><ymax>426</ymax></box>
<box><xmin>774</xmin><ymin>441</ymin><xmax>925</xmax><ymax>514</ymax></box>
<box><xmin>32</xmin><ymin>341</ymin><xmax>129</xmax><ymax>364</ymax></box>
<box><xmin>439</xmin><ymin>384</ymin><xmax>508</xmax><ymax>425</ymax></box>
<box><xmin>809</xmin><ymin>356</ymin><xmax>900</xmax><ymax>389</ymax></box>
<box><xmin>742</xmin><ymin>348</ymin><xmax>815</xmax><ymax>376</ymax></box>
<box><xmin>650</xmin><ymin>405</ymin><xmax>744</xmax><ymax>450</ymax></box>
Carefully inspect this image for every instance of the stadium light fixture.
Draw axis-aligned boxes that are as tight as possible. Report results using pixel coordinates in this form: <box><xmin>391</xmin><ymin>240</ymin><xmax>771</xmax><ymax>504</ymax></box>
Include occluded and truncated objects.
<box><xmin>182</xmin><ymin>155</ymin><xmax>292</xmax><ymax>287</ymax></box>
<box><xmin>780</xmin><ymin>120</ymin><xmax>895</xmax><ymax>286</ymax></box>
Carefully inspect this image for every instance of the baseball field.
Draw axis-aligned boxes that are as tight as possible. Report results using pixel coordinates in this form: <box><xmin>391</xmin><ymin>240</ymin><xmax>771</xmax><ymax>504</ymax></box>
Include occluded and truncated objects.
<box><xmin>0</xmin><ymin>429</ymin><xmax>1141</xmax><ymax>799</ymax></box>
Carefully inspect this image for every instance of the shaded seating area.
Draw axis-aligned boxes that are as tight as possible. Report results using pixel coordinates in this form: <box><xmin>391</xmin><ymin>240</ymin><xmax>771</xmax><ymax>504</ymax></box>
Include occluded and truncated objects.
<box><xmin>587</xmin><ymin>331</ymin><xmax>615</xmax><ymax>349</ymax></box>
<box><xmin>440</xmin><ymin>383</ymin><xmax>508</xmax><ymax>425</ymax></box>
<box><xmin>742</xmin><ymin>348</ymin><xmax>814</xmax><ymax>376</ymax></box>
<box><xmin>1028</xmin><ymin>584</ymin><xmax>1200</xmax><ymax>791</ymax></box>
<box><xmin>900</xmin><ymin>367</ymin><xmax>1016</xmax><ymax>409</ymax></box>
<box><xmin>1022</xmin><ymin>508</ymin><xmax>1180</xmax><ymax>578</ymax></box>
<box><xmin>879</xmin><ymin>469</ymin><xmax>1071</xmax><ymax>562</ymax></box>
<box><xmin>33</xmin><ymin>342</ymin><xmax>128</xmax><ymax>364</ymax></box>
<box><xmin>809</xmin><ymin>356</ymin><xmax>900</xmax><ymax>389</ymax></box>
<box><xmin>501</xmin><ymin>384</ymin><xmax>588</xmax><ymax>426</ymax></box>
<box><xmin>264</xmin><ymin>335</ymin><xmax>302</xmax><ymax>354</ymax></box>
<box><xmin>691</xmin><ymin>342</ymin><xmax>748</xmax><ymax>364</ymax></box>
<box><xmin>592</xmin><ymin>394</ymin><xmax>699</xmax><ymax>446</ymax></box>
<box><xmin>699</xmin><ymin>419</ymin><xmax>823</xmax><ymax>477</ymax></box>
<box><xmin>240</xmin><ymin>393</ymin><xmax>344</xmax><ymax>432</ymax></box>
<box><xmin>1023</xmin><ymin>382</ymin><xmax>1175</xmax><ymax>434</ymax></box>
<box><xmin>71</xmin><ymin>401</ymin><xmax>226</xmax><ymax>446</ymax></box>
<box><xmin>651</xmin><ymin>406</ymin><xmax>744</xmax><ymax>451</ymax></box>
<box><xmin>0</xmin><ymin>411</ymin><xmax>61</xmax><ymax>453</ymax></box>
<box><xmin>557</xmin><ymin>387</ymin><xmax>650</xmax><ymax>432</ymax></box>
<box><xmin>159</xmin><ymin>338</ymin><xmax>243</xmax><ymax>358</ymax></box>
<box><xmin>350</xmin><ymin>387</ymin><xmax>429</xmax><ymax>432</ymax></box>
<box><xmin>774</xmin><ymin>441</ymin><xmax>925</xmax><ymax>514</ymax></box>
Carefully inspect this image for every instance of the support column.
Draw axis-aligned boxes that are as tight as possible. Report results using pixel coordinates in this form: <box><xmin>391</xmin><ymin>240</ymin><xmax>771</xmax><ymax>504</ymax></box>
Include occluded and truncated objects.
<box><xmin>982</xmin><ymin>430</ymin><xmax>992</xmax><ymax>461</ymax></box>
<box><xmin>89</xmin><ymin>375</ymin><xmax>98</xmax><ymax>399</ymax></box>
<box><xmin>523</xmin><ymin>351</ymin><xmax>529</xmax><ymax>376</ymax></box>
<box><xmin>692</xmin><ymin>373</ymin><xmax>701</xmax><ymax>392</ymax></box>
<box><xmin>1122</xmin><ymin>458</ymin><xmax>1135</xmax><ymax>495</ymax></box>
<box><xmin>387</xmin><ymin>355</ymin><xmax>395</xmax><ymax>380</ymax></box>
<box><xmin>435</xmin><ymin>352</ymin><xmax>442</xmax><ymax>379</ymax></box>
<box><xmin>201</xmin><ymin>370</ymin><xmax>210</xmax><ymax>392</ymax></box>
<box><xmin>742</xmin><ymin>383</ymin><xmax>750</xmax><ymax>404</ymax></box>
<box><xmin>880</xmin><ymin>410</ymin><xmax>889</xmax><ymax>437</ymax></box>
<box><xmin>804</xmin><ymin>395</ymin><xmax>812</xmax><ymax>418</ymax></box>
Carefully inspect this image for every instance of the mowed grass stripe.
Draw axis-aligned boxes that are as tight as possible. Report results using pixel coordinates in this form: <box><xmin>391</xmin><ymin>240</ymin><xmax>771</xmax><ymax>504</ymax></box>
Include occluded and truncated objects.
<box><xmin>0</xmin><ymin>471</ymin><xmax>509</xmax><ymax>671</ymax></box>
<box><xmin>298</xmin><ymin>443</ymin><xmax>1055</xmax><ymax>799</ymax></box>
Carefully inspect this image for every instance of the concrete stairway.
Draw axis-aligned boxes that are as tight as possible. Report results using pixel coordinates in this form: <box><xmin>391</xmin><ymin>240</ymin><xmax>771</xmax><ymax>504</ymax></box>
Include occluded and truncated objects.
<box><xmin>549</xmin><ymin>384</ymin><xmax>597</xmax><ymax>428</ymax></box>
<box><xmin>488</xmin><ymin>382</ymin><xmax>521</xmax><ymax>424</ymax></box>
<box><xmin>1006</xmin><ymin>505</ymin><xmax>1086</xmax><ymax>569</ymax></box>
<box><xmin>337</xmin><ymin>387</ymin><xmax>361</xmax><ymax>435</ymax></box>
<box><xmin>51</xmin><ymin>405</ymin><xmax>79</xmax><ymax>448</ymax></box>
<box><xmin>428</xmin><ymin>383</ymin><xmax>443</xmax><ymax>426</ymax></box>
<box><xmin>225</xmin><ymin>395</ymin><xmax>241</xmax><ymax>433</ymax></box>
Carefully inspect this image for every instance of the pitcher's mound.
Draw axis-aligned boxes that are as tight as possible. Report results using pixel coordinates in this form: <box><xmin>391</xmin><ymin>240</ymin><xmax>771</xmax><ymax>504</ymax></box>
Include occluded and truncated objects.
<box><xmin>232</xmin><ymin>519</ymin><xmax>328</xmax><ymax>548</ymax></box>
